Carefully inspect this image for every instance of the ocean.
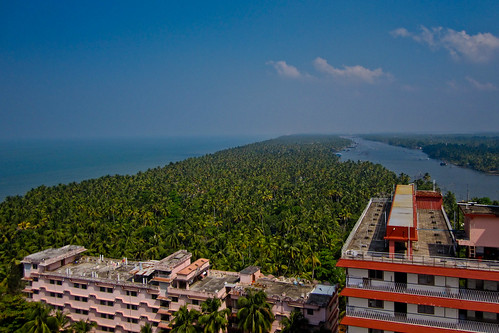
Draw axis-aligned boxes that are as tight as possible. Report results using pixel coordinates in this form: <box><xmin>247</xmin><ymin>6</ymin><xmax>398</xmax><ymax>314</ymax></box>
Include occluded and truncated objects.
<box><xmin>0</xmin><ymin>136</ymin><xmax>264</xmax><ymax>202</ymax></box>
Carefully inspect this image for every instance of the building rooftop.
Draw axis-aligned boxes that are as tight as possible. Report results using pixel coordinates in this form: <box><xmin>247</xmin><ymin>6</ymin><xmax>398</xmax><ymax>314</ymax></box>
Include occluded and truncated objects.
<box><xmin>37</xmin><ymin>250</ymin><xmax>192</xmax><ymax>288</ymax></box>
<box><xmin>190</xmin><ymin>275</ymin><xmax>240</xmax><ymax>294</ymax></box>
<box><xmin>459</xmin><ymin>203</ymin><xmax>499</xmax><ymax>216</ymax></box>
<box><xmin>50</xmin><ymin>255</ymin><xmax>152</xmax><ymax>286</ymax></box>
<box><xmin>155</xmin><ymin>250</ymin><xmax>191</xmax><ymax>273</ymax></box>
<box><xmin>21</xmin><ymin>245</ymin><xmax>86</xmax><ymax>265</ymax></box>
<box><xmin>343</xmin><ymin>197</ymin><xmax>454</xmax><ymax>257</ymax></box>
<box><xmin>178</xmin><ymin>258</ymin><xmax>209</xmax><ymax>276</ymax></box>
<box><xmin>233</xmin><ymin>276</ymin><xmax>329</xmax><ymax>305</ymax></box>
<box><xmin>240</xmin><ymin>266</ymin><xmax>260</xmax><ymax>275</ymax></box>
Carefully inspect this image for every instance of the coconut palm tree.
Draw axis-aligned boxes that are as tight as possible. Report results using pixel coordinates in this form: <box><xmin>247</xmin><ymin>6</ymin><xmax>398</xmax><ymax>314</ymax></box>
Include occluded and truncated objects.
<box><xmin>281</xmin><ymin>310</ymin><xmax>309</xmax><ymax>333</ymax></box>
<box><xmin>140</xmin><ymin>322</ymin><xmax>153</xmax><ymax>333</ymax></box>
<box><xmin>198</xmin><ymin>297</ymin><xmax>230</xmax><ymax>333</ymax></box>
<box><xmin>19</xmin><ymin>302</ymin><xmax>59</xmax><ymax>333</ymax></box>
<box><xmin>70</xmin><ymin>319</ymin><xmax>96</xmax><ymax>333</ymax></box>
<box><xmin>171</xmin><ymin>305</ymin><xmax>201</xmax><ymax>333</ymax></box>
<box><xmin>53</xmin><ymin>310</ymin><xmax>70</xmax><ymax>332</ymax></box>
<box><xmin>237</xmin><ymin>289</ymin><xmax>274</xmax><ymax>333</ymax></box>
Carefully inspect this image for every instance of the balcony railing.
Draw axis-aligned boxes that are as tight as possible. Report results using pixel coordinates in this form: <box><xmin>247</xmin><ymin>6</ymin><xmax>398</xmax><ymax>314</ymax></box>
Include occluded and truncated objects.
<box><xmin>342</xmin><ymin>250</ymin><xmax>499</xmax><ymax>272</ymax></box>
<box><xmin>346</xmin><ymin>277</ymin><xmax>499</xmax><ymax>304</ymax></box>
<box><xmin>346</xmin><ymin>305</ymin><xmax>499</xmax><ymax>333</ymax></box>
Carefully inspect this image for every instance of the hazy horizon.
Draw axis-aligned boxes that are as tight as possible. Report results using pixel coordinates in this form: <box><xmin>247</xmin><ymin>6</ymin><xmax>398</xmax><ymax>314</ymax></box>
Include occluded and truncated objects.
<box><xmin>2</xmin><ymin>1</ymin><xmax>498</xmax><ymax>139</ymax></box>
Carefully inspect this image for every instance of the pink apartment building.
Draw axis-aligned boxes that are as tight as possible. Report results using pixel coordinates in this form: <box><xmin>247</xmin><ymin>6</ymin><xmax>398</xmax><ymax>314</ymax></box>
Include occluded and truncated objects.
<box><xmin>22</xmin><ymin>246</ymin><xmax>338</xmax><ymax>332</ymax></box>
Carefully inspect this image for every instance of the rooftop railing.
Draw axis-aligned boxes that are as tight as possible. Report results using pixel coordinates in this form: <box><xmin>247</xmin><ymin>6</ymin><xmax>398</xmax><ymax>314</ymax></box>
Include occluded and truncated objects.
<box><xmin>341</xmin><ymin>250</ymin><xmax>499</xmax><ymax>272</ymax></box>
<box><xmin>346</xmin><ymin>305</ymin><xmax>499</xmax><ymax>333</ymax></box>
<box><xmin>346</xmin><ymin>276</ymin><xmax>499</xmax><ymax>304</ymax></box>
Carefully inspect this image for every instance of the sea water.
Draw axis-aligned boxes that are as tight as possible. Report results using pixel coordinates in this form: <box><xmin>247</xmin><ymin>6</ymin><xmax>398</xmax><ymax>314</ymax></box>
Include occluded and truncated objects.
<box><xmin>0</xmin><ymin>136</ymin><xmax>263</xmax><ymax>202</ymax></box>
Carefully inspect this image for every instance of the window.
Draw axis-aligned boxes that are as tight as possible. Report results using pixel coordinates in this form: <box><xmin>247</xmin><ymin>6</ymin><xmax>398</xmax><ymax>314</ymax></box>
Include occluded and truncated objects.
<box><xmin>101</xmin><ymin>314</ymin><xmax>115</xmax><ymax>319</ymax></box>
<box><xmin>153</xmin><ymin>308</ymin><xmax>158</xmax><ymax>313</ymax></box>
<box><xmin>127</xmin><ymin>318</ymin><xmax>139</xmax><ymax>324</ymax></box>
<box><xmin>192</xmin><ymin>300</ymin><xmax>199</xmax><ymax>305</ymax></box>
<box><xmin>107</xmin><ymin>287</ymin><xmax>113</xmax><ymax>293</ymax></box>
<box><xmin>82</xmin><ymin>284</ymin><xmax>87</xmax><ymax>289</ymax></box>
<box><xmin>100</xmin><ymin>300</ymin><xmax>106</xmax><ymax>305</ymax></box>
<box><xmin>57</xmin><ymin>293</ymin><xmax>63</xmax><ymax>298</ymax></box>
<box><xmin>82</xmin><ymin>310</ymin><xmax>89</xmax><ymax>315</ymax></box>
<box><xmin>306</xmin><ymin>309</ymin><xmax>314</xmax><ymax>315</ymax></box>
<box><xmin>74</xmin><ymin>283</ymin><xmax>80</xmax><ymax>288</ymax></box>
<box><xmin>418</xmin><ymin>304</ymin><xmax>435</xmax><ymax>314</ymax></box>
<box><xmin>100</xmin><ymin>287</ymin><xmax>106</xmax><ymax>292</ymax></box>
<box><xmin>75</xmin><ymin>309</ymin><xmax>82</xmax><ymax>314</ymax></box>
<box><xmin>50</xmin><ymin>280</ymin><xmax>55</xmax><ymax>285</ymax></box>
<box><xmin>127</xmin><ymin>304</ymin><xmax>138</xmax><ymax>310</ymax></box>
<box><xmin>172</xmin><ymin>297</ymin><xmax>178</xmax><ymax>302</ymax></box>
<box><xmin>32</xmin><ymin>264</ymin><xmax>38</xmax><ymax>269</ymax></box>
<box><xmin>369</xmin><ymin>329</ymin><xmax>384</xmax><ymax>333</ymax></box>
<box><xmin>107</xmin><ymin>301</ymin><xmax>113</xmax><ymax>306</ymax></box>
<box><xmin>152</xmin><ymin>294</ymin><xmax>158</xmax><ymax>299</ymax></box>
<box><xmin>50</xmin><ymin>292</ymin><xmax>56</xmax><ymax>297</ymax></box>
<box><xmin>369</xmin><ymin>270</ymin><xmax>384</xmax><ymax>280</ymax></box>
<box><xmin>418</xmin><ymin>274</ymin><xmax>435</xmax><ymax>286</ymax></box>
<box><xmin>368</xmin><ymin>299</ymin><xmax>384</xmax><ymax>309</ymax></box>
<box><xmin>100</xmin><ymin>287</ymin><xmax>113</xmax><ymax>293</ymax></box>
<box><xmin>33</xmin><ymin>277</ymin><xmax>39</xmax><ymax>282</ymax></box>
<box><xmin>126</xmin><ymin>290</ymin><xmax>138</xmax><ymax>297</ymax></box>
<box><xmin>33</xmin><ymin>290</ymin><xmax>39</xmax><ymax>294</ymax></box>
<box><xmin>56</xmin><ymin>280</ymin><xmax>62</xmax><ymax>285</ymax></box>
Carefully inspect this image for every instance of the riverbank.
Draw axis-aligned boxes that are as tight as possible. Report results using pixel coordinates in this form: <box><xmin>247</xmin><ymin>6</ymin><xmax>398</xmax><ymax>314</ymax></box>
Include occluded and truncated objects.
<box><xmin>340</xmin><ymin>137</ymin><xmax>499</xmax><ymax>201</ymax></box>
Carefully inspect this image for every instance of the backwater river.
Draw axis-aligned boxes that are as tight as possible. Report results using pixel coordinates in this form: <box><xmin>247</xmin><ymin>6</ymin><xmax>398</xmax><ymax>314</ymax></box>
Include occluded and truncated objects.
<box><xmin>339</xmin><ymin>137</ymin><xmax>499</xmax><ymax>201</ymax></box>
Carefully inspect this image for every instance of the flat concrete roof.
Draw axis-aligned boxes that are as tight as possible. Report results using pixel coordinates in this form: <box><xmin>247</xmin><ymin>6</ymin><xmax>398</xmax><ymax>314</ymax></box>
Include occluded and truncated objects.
<box><xmin>343</xmin><ymin>198</ymin><xmax>454</xmax><ymax>257</ymax></box>
<box><xmin>459</xmin><ymin>203</ymin><xmax>499</xmax><ymax>217</ymax></box>
<box><xmin>253</xmin><ymin>277</ymin><xmax>315</xmax><ymax>301</ymax></box>
<box><xmin>50</xmin><ymin>255</ymin><xmax>150</xmax><ymax>285</ymax></box>
<box><xmin>22</xmin><ymin>245</ymin><xmax>86</xmax><ymax>264</ymax></box>
<box><xmin>190</xmin><ymin>275</ymin><xmax>239</xmax><ymax>293</ymax></box>
<box><xmin>155</xmin><ymin>250</ymin><xmax>191</xmax><ymax>272</ymax></box>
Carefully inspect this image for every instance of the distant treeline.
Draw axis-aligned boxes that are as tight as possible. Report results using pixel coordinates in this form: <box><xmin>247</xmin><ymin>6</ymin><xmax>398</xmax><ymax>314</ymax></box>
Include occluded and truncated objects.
<box><xmin>362</xmin><ymin>134</ymin><xmax>499</xmax><ymax>174</ymax></box>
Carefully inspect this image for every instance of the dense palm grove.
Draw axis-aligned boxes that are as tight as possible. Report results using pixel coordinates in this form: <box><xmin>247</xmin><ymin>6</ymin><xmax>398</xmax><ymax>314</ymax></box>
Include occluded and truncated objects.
<box><xmin>0</xmin><ymin>135</ymin><xmax>403</xmax><ymax>331</ymax></box>
<box><xmin>363</xmin><ymin>134</ymin><xmax>499</xmax><ymax>174</ymax></box>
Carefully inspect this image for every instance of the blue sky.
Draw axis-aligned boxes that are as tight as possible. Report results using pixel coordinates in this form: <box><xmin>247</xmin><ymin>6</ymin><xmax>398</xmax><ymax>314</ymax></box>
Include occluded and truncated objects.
<box><xmin>1</xmin><ymin>1</ymin><xmax>498</xmax><ymax>139</ymax></box>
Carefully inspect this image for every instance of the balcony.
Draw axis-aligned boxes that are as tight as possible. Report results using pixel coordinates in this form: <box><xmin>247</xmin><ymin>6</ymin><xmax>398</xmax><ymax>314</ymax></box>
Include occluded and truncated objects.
<box><xmin>346</xmin><ymin>305</ymin><xmax>499</xmax><ymax>333</ymax></box>
<box><xmin>342</xmin><ymin>250</ymin><xmax>499</xmax><ymax>272</ymax></box>
<box><xmin>346</xmin><ymin>277</ymin><xmax>499</xmax><ymax>304</ymax></box>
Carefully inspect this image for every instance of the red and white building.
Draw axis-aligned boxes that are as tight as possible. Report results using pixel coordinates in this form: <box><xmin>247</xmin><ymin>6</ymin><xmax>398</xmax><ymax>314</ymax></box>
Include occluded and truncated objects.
<box><xmin>337</xmin><ymin>184</ymin><xmax>499</xmax><ymax>333</ymax></box>
<box><xmin>22</xmin><ymin>246</ymin><xmax>338</xmax><ymax>332</ymax></box>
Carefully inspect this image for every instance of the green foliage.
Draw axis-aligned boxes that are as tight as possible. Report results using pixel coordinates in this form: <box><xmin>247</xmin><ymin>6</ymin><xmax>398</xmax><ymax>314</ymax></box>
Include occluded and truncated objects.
<box><xmin>171</xmin><ymin>305</ymin><xmax>201</xmax><ymax>333</ymax></box>
<box><xmin>237</xmin><ymin>289</ymin><xmax>274</xmax><ymax>333</ymax></box>
<box><xmin>140</xmin><ymin>322</ymin><xmax>153</xmax><ymax>333</ymax></box>
<box><xmin>18</xmin><ymin>302</ymin><xmax>59</xmax><ymax>333</ymax></box>
<box><xmin>0</xmin><ymin>293</ymin><xmax>34</xmax><ymax>333</ymax></box>
<box><xmin>363</xmin><ymin>134</ymin><xmax>499</xmax><ymax>174</ymax></box>
<box><xmin>70</xmin><ymin>319</ymin><xmax>96</xmax><ymax>333</ymax></box>
<box><xmin>281</xmin><ymin>310</ymin><xmax>310</xmax><ymax>333</ymax></box>
<box><xmin>199</xmin><ymin>298</ymin><xmax>230</xmax><ymax>333</ymax></box>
